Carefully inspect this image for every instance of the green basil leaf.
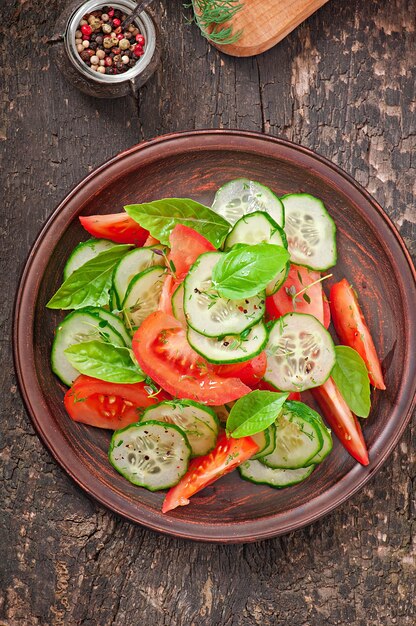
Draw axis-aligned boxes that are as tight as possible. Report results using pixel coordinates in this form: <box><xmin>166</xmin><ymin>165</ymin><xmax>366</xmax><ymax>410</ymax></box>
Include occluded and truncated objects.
<box><xmin>47</xmin><ymin>245</ymin><xmax>131</xmax><ymax>310</ymax></box>
<box><xmin>65</xmin><ymin>341</ymin><xmax>145</xmax><ymax>383</ymax></box>
<box><xmin>332</xmin><ymin>345</ymin><xmax>371</xmax><ymax>417</ymax></box>
<box><xmin>227</xmin><ymin>390</ymin><xmax>289</xmax><ymax>438</ymax></box>
<box><xmin>124</xmin><ymin>199</ymin><xmax>230</xmax><ymax>248</ymax></box>
<box><xmin>212</xmin><ymin>243</ymin><xmax>289</xmax><ymax>300</ymax></box>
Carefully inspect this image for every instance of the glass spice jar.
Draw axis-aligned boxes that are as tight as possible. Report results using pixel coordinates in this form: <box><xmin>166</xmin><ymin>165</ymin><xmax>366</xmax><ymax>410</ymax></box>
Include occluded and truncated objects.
<box><xmin>51</xmin><ymin>0</ymin><xmax>160</xmax><ymax>98</ymax></box>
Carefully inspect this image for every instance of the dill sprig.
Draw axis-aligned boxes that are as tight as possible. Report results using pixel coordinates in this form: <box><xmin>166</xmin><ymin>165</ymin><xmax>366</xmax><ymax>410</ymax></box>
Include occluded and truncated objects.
<box><xmin>187</xmin><ymin>0</ymin><xmax>243</xmax><ymax>45</ymax></box>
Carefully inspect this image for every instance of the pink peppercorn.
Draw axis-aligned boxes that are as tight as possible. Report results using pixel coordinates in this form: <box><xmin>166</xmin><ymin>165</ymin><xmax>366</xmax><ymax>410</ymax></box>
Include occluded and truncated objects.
<box><xmin>135</xmin><ymin>34</ymin><xmax>145</xmax><ymax>45</ymax></box>
<box><xmin>108</xmin><ymin>9</ymin><xmax>115</xmax><ymax>17</ymax></box>
<box><xmin>133</xmin><ymin>45</ymin><xmax>143</xmax><ymax>57</ymax></box>
<box><xmin>112</xmin><ymin>18</ymin><xmax>121</xmax><ymax>27</ymax></box>
<box><xmin>81</xmin><ymin>24</ymin><xmax>92</xmax><ymax>37</ymax></box>
<box><xmin>117</xmin><ymin>33</ymin><xmax>124</xmax><ymax>40</ymax></box>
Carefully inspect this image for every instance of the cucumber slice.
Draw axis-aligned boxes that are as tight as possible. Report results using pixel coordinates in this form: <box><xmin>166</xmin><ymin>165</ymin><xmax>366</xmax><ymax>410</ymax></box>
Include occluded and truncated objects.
<box><xmin>109</xmin><ymin>288</ymin><xmax>119</xmax><ymax>313</ymax></box>
<box><xmin>224</xmin><ymin>211</ymin><xmax>287</xmax><ymax>250</ymax></box>
<box><xmin>141</xmin><ymin>400</ymin><xmax>218</xmax><ymax>457</ymax></box>
<box><xmin>239</xmin><ymin>459</ymin><xmax>315</xmax><ymax>488</ymax></box>
<box><xmin>109</xmin><ymin>421</ymin><xmax>191</xmax><ymax>491</ymax></box>
<box><xmin>122</xmin><ymin>266</ymin><xmax>166</xmax><ymax>332</ymax></box>
<box><xmin>281</xmin><ymin>193</ymin><xmax>337</xmax><ymax>271</ymax></box>
<box><xmin>171</xmin><ymin>282</ymin><xmax>187</xmax><ymax>326</ymax></box>
<box><xmin>261</xmin><ymin>403</ymin><xmax>323</xmax><ymax>469</ymax></box>
<box><xmin>85</xmin><ymin>307</ymin><xmax>131</xmax><ymax>347</ymax></box>
<box><xmin>212</xmin><ymin>179</ymin><xmax>284</xmax><ymax>227</ymax></box>
<box><xmin>264</xmin><ymin>312</ymin><xmax>336</xmax><ymax>392</ymax></box>
<box><xmin>223</xmin><ymin>211</ymin><xmax>289</xmax><ymax>296</ymax></box>
<box><xmin>187</xmin><ymin>321</ymin><xmax>267</xmax><ymax>363</ymax></box>
<box><xmin>251</xmin><ymin>424</ymin><xmax>276</xmax><ymax>460</ymax></box>
<box><xmin>63</xmin><ymin>238</ymin><xmax>116</xmax><ymax>280</ymax></box>
<box><xmin>184</xmin><ymin>252</ymin><xmax>265</xmax><ymax>337</ymax></box>
<box><xmin>51</xmin><ymin>309</ymin><xmax>125</xmax><ymax>386</ymax></box>
<box><xmin>113</xmin><ymin>246</ymin><xmax>166</xmax><ymax>308</ymax></box>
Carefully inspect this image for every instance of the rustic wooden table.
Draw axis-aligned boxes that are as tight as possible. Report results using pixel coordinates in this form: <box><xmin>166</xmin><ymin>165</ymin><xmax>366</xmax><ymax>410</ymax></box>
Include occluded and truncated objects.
<box><xmin>1</xmin><ymin>1</ymin><xmax>415</xmax><ymax>624</ymax></box>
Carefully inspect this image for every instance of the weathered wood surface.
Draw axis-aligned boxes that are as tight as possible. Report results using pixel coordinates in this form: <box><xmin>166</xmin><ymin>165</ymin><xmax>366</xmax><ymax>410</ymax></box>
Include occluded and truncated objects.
<box><xmin>1</xmin><ymin>0</ymin><xmax>415</xmax><ymax>624</ymax></box>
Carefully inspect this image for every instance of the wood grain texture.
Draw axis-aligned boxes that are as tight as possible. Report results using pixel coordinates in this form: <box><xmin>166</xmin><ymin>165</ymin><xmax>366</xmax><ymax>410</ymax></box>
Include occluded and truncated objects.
<box><xmin>213</xmin><ymin>0</ymin><xmax>330</xmax><ymax>57</ymax></box>
<box><xmin>1</xmin><ymin>0</ymin><xmax>415</xmax><ymax>624</ymax></box>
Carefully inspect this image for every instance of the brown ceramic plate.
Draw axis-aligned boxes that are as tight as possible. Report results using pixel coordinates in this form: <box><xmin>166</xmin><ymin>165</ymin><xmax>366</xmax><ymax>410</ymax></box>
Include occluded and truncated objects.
<box><xmin>14</xmin><ymin>130</ymin><xmax>416</xmax><ymax>543</ymax></box>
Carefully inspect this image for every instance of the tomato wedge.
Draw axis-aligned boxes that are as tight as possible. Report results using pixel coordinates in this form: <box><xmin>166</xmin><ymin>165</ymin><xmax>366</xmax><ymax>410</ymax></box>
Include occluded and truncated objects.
<box><xmin>162</xmin><ymin>432</ymin><xmax>259</xmax><ymax>513</ymax></box>
<box><xmin>266</xmin><ymin>264</ymin><xmax>329</xmax><ymax>327</ymax></box>
<box><xmin>143</xmin><ymin>233</ymin><xmax>160</xmax><ymax>247</ymax></box>
<box><xmin>64</xmin><ymin>375</ymin><xmax>169</xmax><ymax>430</ymax></box>
<box><xmin>168</xmin><ymin>224</ymin><xmax>215</xmax><ymax>281</ymax></box>
<box><xmin>158</xmin><ymin>274</ymin><xmax>177</xmax><ymax>317</ymax></box>
<box><xmin>213</xmin><ymin>352</ymin><xmax>267</xmax><ymax>387</ymax></box>
<box><xmin>312</xmin><ymin>377</ymin><xmax>369</xmax><ymax>465</ymax></box>
<box><xmin>79</xmin><ymin>213</ymin><xmax>148</xmax><ymax>246</ymax></box>
<box><xmin>330</xmin><ymin>279</ymin><xmax>385</xmax><ymax>389</ymax></box>
<box><xmin>132</xmin><ymin>311</ymin><xmax>251</xmax><ymax>405</ymax></box>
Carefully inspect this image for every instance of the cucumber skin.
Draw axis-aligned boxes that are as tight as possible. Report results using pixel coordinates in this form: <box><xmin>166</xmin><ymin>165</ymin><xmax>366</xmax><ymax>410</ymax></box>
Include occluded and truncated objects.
<box><xmin>224</xmin><ymin>210</ymin><xmax>288</xmax><ymax>251</ymax></box>
<box><xmin>280</xmin><ymin>193</ymin><xmax>337</xmax><ymax>272</ymax></box>
<box><xmin>187</xmin><ymin>323</ymin><xmax>268</xmax><ymax>364</ymax></box>
<box><xmin>63</xmin><ymin>238</ymin><xmax>116</xmax><ymax>281</ymax></box>
<box><xmin>108</xmin><ymin>420</ymin><xmax>192</xmax><ymax>491</ymax></box>
<box><xmin>251</xmin><ymin>424</ymin><xmax>276</xmax><ymax>460</ymax></box>
<box><xmin>113</xmin><ymin>246</ymin><xmax>166</xmax><ymax>309</ymax></box>
<box><xmin>238</xmin><ymin>461</ymin><xmax>315</xmax><ymax>488</ymax></box>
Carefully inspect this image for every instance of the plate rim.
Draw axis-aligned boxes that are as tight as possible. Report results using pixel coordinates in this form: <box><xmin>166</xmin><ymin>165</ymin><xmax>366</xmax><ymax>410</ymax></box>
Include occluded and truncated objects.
<box><xmin>13</xmin><ymin>129</ymin><xmax>416</xmax><ymax>543</ymax></box>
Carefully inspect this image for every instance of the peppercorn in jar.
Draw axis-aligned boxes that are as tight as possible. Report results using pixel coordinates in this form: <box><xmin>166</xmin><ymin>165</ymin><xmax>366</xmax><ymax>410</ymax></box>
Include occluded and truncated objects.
<box><xmin>74</xmin><ymin>5</ymin><xmax>146</xmax><ymax>75</ymax></box>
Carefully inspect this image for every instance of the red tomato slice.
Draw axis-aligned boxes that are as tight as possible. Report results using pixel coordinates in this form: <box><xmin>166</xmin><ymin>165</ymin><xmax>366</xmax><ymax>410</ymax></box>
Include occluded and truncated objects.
<box><xmin>323</xmin><ymin>293</ymin><xmax>331</xmax><ymax>328</ymax></box>
<box><xmin>162</xmin><ymin>432</ymin><xmax>259</xmax><ymax>513</ymax></box>
<box><xmin>255</xmin><ymin>378</ymin><xmax>301</xmax><ymax>401</ymax></box>
<box><xmin>213</xmin><ymin>352</ymin><xmax>267</xmax><ymax>387</ymax></box>
<box><xmin>330</xmin><ymin>279</ymin><xmax>385</xmax><ymax>389</ymax></box>
<box><xmin>79</xmin><ymin>213</ymin><xmax>148</xmax><ymax>246</ymax></box>
<box><xmin>266</xmin><ymin>264</ymin><xmax>327</xmax><ymax>326</ymax></box>
<box><xmin>132</xmin><ymin>312</ymin><xmax>251</xmax><ymax>405</ymax></box>
<box><xmin>158</xmin><ymin>274</ymin><xmax>177</xmax><ymax>317</ymax></box>
<box><xmin>64</xmin><ymin>375</ymin><xmax>169</xmax><ymax>430</ymax></box>
<box><xmin>168</xmin><ymin>224</ymin><xmax>215</xmax><ymax>280</ymax></box>
<box><xmin>312</xmin><ymin>377</ymin><xmax>369</xmax><ymax>465</ymax></box>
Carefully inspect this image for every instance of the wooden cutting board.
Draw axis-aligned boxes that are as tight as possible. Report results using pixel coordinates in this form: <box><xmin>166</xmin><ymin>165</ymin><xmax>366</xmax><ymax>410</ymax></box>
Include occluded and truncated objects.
<box><xmin>213</xmin><ymin>0</ymin><xmax>330</xmax><ymax>57</ymax></box>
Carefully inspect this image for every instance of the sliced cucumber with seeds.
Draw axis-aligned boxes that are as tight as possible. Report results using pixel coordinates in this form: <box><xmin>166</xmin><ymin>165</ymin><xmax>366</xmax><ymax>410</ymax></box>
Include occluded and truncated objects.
<box><xmin>63</xmin><ymin>238</ymin><xmax>117</xmax><ymax>280</ymax></box>
<box><xmin>51</xmin><ymin>309</ymin><xmax>125</xmax><ymax>386</ymax></box>
<box><xmin>264</xmin><ymin>312</ymin><xmax>336</xmax><ymax>392</ymax></box>
<box><xmin>261</xmin><ymin>403</ymin><xmax>323</xmax><ymax>469</ymax></box>
<box><xmin>184</xmin><ymin>252</ymin><xmax>265</xmax><ymax>337</ymax></box>
<box><xmin>109</xmin><ymin>421</ymin><xmax>191</xmax><ymax>491</ymax></box>
<box><xmin>239</xmin><ymin>459</ymin><xmax>315</xmax><ymax>488</ymax></box>
<box><xmin>251</xmin><ymin>424</ymin><xmax>276</xmax><ymax>460</ymax></box>
<box><xmin>113</xmin><ymin>246</ymin><xmax>166</xmax><ymax>308</ymax></box>
<box><xmin>224</xmin><ymin>211</ymin><xmax>287</xmax><ymax>250</ymax></box>
<box><xmin>212</xmin><ymin>179</ymin><xmax>284</xmax><ymax>227</ymax></box>
<box><xmin>224</xmin><ymin>211</ymin><xmax>289</xmax><ymax>296</ymax></box>
<box><xmin>122</xmin><ymin>266</ymin><xmax>166</xmax><ymax>332</ymax></box>
<box><xmin>85</xmin><ymin>307</ymin><xmax>131</xmax><ymax>346</ymax></box>
<box><xmin>141</xmin><ymin>400</ymin><xmax>218</xmax><ymax>457</ymax></box>
<box><xmin>171</xmin><ymin>282</ymin><xmax>187</xmax><ymax>326</ymax></box>
<box><xmin>187</xmin><ymin>321</ymin><xmax>268</xmax><ymax>363</ymax></box>
<box><xmin>281</xmin><ymin>193</ymin><xmax>337</xmax><ymax>271</ymax></box>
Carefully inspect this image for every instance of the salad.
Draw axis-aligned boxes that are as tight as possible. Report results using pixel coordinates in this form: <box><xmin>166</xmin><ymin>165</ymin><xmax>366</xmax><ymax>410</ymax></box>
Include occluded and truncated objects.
<box><xmin>47</xmin><ymin>178</ymin><xmax>385</xmax><ymax>513</ymax></box>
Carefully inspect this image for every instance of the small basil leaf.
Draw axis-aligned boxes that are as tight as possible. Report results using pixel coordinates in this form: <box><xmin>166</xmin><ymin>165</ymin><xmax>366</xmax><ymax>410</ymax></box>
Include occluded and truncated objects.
<box><xmin>212</xmin><ymin>243</ymin><xmax>289</xmax><ymax>300</ymax></box>
<box><xmin>65</xmin><ymin>341</ymin><xmax>145</xmax><ymax>384</ymax></box>
<box><xmin>331</xmin><ymin>345</ymin><xmax>371</xmax><ymax>417</ymax></box>
<box><xmin>47</xmin><ymin>244</ymin><xmax>132</xmax><ymax>310</ymax></box>
<box><xmin>227</xmin><ymin>390</ymin><xmax>289</xmax><ymax>438</ymax></box>
<box><xmin>124</xmin><ymin>199</ymin><xmax>230</xmax><ymax>249</ymax></box>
